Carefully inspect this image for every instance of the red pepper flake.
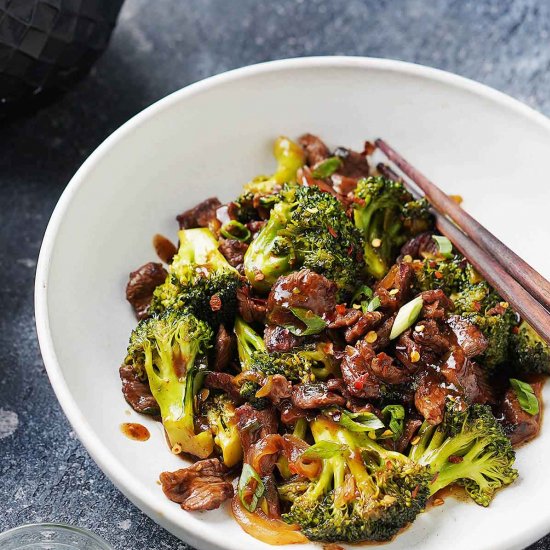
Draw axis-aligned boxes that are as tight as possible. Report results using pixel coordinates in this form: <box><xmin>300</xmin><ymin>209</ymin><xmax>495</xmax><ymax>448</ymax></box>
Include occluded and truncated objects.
<box><xmin>411</xmin><ymin>484</ymin><xmax>419</xmax><ymax>499</ymax></box>
<box><xmin>448</xmin><ymin>455</ymin><xmax>463</xmax><ymax>464</ymax></box>
<box><xmin>328</xmin><ymin>226</ymin><xmax>338</xmax><ymax>238</ymax></box>
<box><xmin>430</xmin><ymin>472</ymin><xmax>439</xmax><ymax>484</ymax></box>
<box><xmin>336</xmin><ymin>304</ymin><xmax>347</xmax><ymax>315</ymax></box>
<box><xmin>429</xmin><ymin>261</ymin><xmax>437</xmax><ymax>268</ymax></box>
<box><xmin>353</xmin><ymin>379</ymin><xmax>365</xmax><ymax>391</ymax></box>
<box><xmin>512</xmin><ymin>325</ymin><xmax>520</xmax><ymax>335</ymax></box>
<box><xmin>347</xmin><ymin>245</ymin><xmax>354</xmax><ymax>256</ymax></box>
<box><xmin>209</xmin><ymin>294</ymin><xmax>222</xmax><ymax>311</ymax></box>
<box><xmin>473</xmin><ymin>301</ymin><xmax>481</xmax><ymax>312</ymax></box>
<box><xmin>434</xmin><ymin>270</ymin><xmax>443</xmax><ymax>279</ymax></box>
<box><xmin>254</xmin><ymin>271</ymin><xmax>265</xmax><ymax>282</ymax></box>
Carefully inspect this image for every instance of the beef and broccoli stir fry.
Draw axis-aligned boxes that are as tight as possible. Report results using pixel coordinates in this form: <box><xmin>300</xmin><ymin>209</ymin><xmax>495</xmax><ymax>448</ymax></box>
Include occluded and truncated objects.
<box><xmin>121</xmin><ymin>134</ymin><xmax>549</xmax><ymax>545</ymax></box>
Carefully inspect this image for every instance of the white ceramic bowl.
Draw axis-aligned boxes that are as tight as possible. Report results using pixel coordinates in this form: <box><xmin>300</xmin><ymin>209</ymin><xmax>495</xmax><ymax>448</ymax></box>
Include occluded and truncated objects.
<box><xmin>36</xmin><ymin>57</ymin><xmax>550</xmax><ymax>550</ymax></box>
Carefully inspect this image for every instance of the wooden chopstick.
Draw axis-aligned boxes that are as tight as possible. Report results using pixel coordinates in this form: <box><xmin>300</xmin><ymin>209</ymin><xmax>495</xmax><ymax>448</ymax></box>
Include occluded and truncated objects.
<box><xmin>375</xmin><ymin>162</ymin><xmax>550</xmax><ymax>345</ymax></box>
<box><xmin>375</xmin><ymin>138</ymin><xmax>550</xmax><ymax>314</ymax></box>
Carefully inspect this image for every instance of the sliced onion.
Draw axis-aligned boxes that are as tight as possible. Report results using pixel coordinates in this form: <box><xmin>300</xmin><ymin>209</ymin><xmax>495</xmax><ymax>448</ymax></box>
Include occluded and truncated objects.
<box><xmin>231</xmin><ymin>496</ymin><xmax>308</xmax><ymax>545</ymax></box>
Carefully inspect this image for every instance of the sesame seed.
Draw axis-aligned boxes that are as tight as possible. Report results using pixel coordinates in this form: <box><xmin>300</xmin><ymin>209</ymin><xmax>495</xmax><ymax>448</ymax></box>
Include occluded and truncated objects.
<box><xmin>499</xmin><ymin>301</ymin><xmax>509</xmax><ymax>309</ymax></box>
<box><xmin>403</xmin><ymin>254</ymin><xmax>413</xmax><ymax>263</ymax></box>
<box><xmin>411</xmin><ymin>436</ymin><xmax>421</xmax><ymax>446</ymax></box>
<box><xmin>371</xmin><ymin>238</ymin><xmax>382</xmax><ymax>248</ymax></box>
<box><xmin>410</xmin><ymin>350</ymin><xmax>421</xmax><ymax>363</ymax></box>
<box><xmin>352</xmin><ymin>303</ymin><xmax>362</xmax><ymax>310</ymax></box>
<box><xmin>382</xmin><ymin>429</ymin><xmax>393</xmax><ymax>437</ymax></box>
<box><xmin>365</xmin><ymin>331</ymin><xmax>378</xmax><ymax>343</ymax></box>
<box><xmin>368</xmin><ymin>431</ymin><xmax>377</xmax><ymax>440</ymax></box>
<box><xmin>433</xmin><ymin>498</ymin><xmax>445</xmax><ymax>507</ymax></box>
<box><xmin>389</xmin><ymin>288</ymin><xmax>399</xmax><ymax>296</ymax></box>
<box><xmin>415</xmin><ymin>325</ymin><xmax>425</xmax><ymax>333</ymax></box>
<box><xmin>171</xmin><ymin>444</ymin><xmax>182</xmax><ymax>455</ymax></box>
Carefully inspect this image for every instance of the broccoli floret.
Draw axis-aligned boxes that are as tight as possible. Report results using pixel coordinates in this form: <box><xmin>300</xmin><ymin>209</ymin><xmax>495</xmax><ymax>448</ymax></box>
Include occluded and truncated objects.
<box><xmin>126</xmin><ymin>309</ymin><xmax>214</xmax><ymax>458</ymax></box>
<box><xmin>234</xmin><ymin>317</ymin><xmax>337</xmax><ymax>383</ymax></box>
<box><xmin>510</xmin><ymin>321</ymin><xmax>550</xmax><ymax>375</ymax></box>
<box><xmin>453</xmin><ymin>281</ymin><xmax>517</xmax><ymax>370</ymax></box>
<box><xmin>242</xmin><ymin>136</ymin><xmax>305</xmax><ymax>197</ymax></box>
<box><xmin>282</xmin><ymin>416</ymin><xmax>430</xmax><ymax>543</ymax></box>
<box><xmin>353</xmin><ymin>177</ymin><xmax>432</xmax><ymax>279</ymax></box>
<box><xmin>243</xmin><ymin>184</ymin><xmax>364</xmax><ymax>295</ymax></box>
<box><xmin>150</xmin><ymin>228</ymin><xmax>241</xmax><ymax>328</ymax></box>
<box><xmin>409</xmin><ymin>401</ymin><xmax>517</xmax><ymax>506</ymax></box>
<box><xmin>413</xmin><ymin>254</ymin><xmax>474</xmax><ymax>295</ymax></box>
<box><xmin>204</xmin><ymin>393</ymin><xmax>243</xmax><ymax>467</ymax></box>
<box><xmin>238</xmin><ymin>380</ymin><xmax>270</xmax><ymax>410</ymax></box>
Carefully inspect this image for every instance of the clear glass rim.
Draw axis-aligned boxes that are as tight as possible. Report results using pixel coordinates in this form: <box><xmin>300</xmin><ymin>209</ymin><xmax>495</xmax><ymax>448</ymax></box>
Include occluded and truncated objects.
<box><xmin>0</xmin><ymin>523</ymin><xmax>113</xmax><ymax>549</ymax></box>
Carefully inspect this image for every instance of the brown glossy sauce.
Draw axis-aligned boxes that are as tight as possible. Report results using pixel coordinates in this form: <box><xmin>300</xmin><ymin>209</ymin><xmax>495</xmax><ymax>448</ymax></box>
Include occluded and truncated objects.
<box><xmin>429</xmin><ymin>484</ymin><xmax>470</xmax><ymax>506</ymax></box>
<box><xmin>153</xmin><ymin>233</ymin><xmax>177</xmax><ymax>264</ymax></box>
<box><xmin>120</xmin><ymin>422</ymin><xmax>150</xmax><ymax>441</ymax></box>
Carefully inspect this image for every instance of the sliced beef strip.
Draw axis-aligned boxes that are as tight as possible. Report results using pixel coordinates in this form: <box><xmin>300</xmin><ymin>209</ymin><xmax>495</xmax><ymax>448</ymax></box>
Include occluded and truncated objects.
<box><xmin>344</xmin><ymin>312</ymin><xmax>383</xmax><ymax>344</ymax></box>
<box><xmin>278</xmin><ymin>400</ymin><xmax>309</xmax><ymax>425</ymax></box>
<box><xmin>176</xmin><ymin>197</ymin><xmax>222</xmax><ymax>230</ymax></box>
<box><xmin>340</xmin><ymin>343</ymin><xmax>381</xmax><ymax>399</ymax></box>
<box><xmin>399</xmin><ymin>232</ymin><xmax>438</xmax><ymax>260</ymax></box>
<box><xmin>333</xmin><ymin>146</ymin><xmax>370</xmax><ymax>179</ymax></box>
<box><xmin>394</xmin><ymin>330</ymin><xmax>431</xmax><ymax>374</ymax></box>
<box><xmin>446</xmin><ymin>315</ymin><xmax>488</xmax><ymax>358</ymax></box>
<box><xmin>212</xmin><ymin>324</ymin><xmax>233</xmax><ymax>372</ymax></box>
<box><xmin>420</xmin><ymin>289</ymin><xmax>454</xmax><ymax>320</ymax></box>
<box><xmin>374</xmin><ymin>263</ymin><xmax>414</xmax><ymax>313</ymax></box>
<box><xmin>414</xmin><ymin>371</ymin><xmax>453</xmax><ymax>425</ymax></box>
<box><xmin>264</xmin><ymin>324</ymin><xmax>304</xmax><ymax>353</ymax></box>
<box><xmin>371</xmin><ymin>314</ymin><xmax>396</xmax><ymax>351</ymax></box>
<box><xmin>126</xmin><ymin>262</ymin><xmax>167</xmax><ymax>320</ymax></box>
<box><xmin>219</xmin><ymin>239</ymin><xmax>249</xmax><ymax>269</ymax></box>
<box><xmin>500</xmin><ymin>380</ymin><xmax>543</xmax><ymax>446</ymax></box>
<box><xmin>412</xmin><ymin>319</ymin><xmax>452</xmax><ymax>355</ymax></box>
<box><xmin>160</xmin><ymin>458</ymin><xmax>233</xmax><ymax>511</ymax></box>
<box><xmin>291</xmin><ymin>382</ymin><xmax>346</xmax><ymax>409</ymax></box>
<box><xmin>119</xmin><ymin>364</ymin><xmax>159</xmax><ymax>415</ymax></box>
<box><xmin>235</xmin><ymin>403</ymin><xmax>279</xmax><ymax>464</ymax></box>
<box><xmin>267</xmin><ymin>269</ymin><xmax>337</xmax><ymax>327</ymax></box>
<box><xmin>257</xmin><ymin>374</ymin><xmax>293</xmax><ymax>405</ymax></box>
<box><xmin>204</xmin><ymin>372</ymin><xmax>242</xmax><ymax>401</ymax></box>
<box><xmin>298</xmin><ymin>133</ymin><xmax>331</xmax><ymax>166</ymax></box>
<box><xmin>439</xmin><ymin>346</ymin><xmax>488</xmax><ymax>403</ymax></box>
<box><xmin>237</xmin><ymin>285</ymin><xmax>267</xmax><ymax>324</ymax></box>
<box><xmin>328</xmin><ymin>308</ymin><xmax>362</xmax><ymax>329</ymax></box>
<box><xmin>369</xmin><ymin>351</ymin><xmax>411</xmax><ymax>385</ymax></box>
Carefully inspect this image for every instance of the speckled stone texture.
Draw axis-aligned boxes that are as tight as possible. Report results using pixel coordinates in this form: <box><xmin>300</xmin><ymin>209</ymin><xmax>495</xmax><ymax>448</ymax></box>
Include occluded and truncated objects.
<box><xmin>1</xmin><ymin>1</ymin><xmax>549</xmax><ymax>549</ymax></box>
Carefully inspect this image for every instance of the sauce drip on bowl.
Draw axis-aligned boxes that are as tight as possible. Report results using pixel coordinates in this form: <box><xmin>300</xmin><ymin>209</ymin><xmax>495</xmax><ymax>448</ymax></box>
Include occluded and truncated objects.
<box><xmin>120</xmin><ymin>422</ymin><xmax>150</xmax><ymax>441</ymax></box>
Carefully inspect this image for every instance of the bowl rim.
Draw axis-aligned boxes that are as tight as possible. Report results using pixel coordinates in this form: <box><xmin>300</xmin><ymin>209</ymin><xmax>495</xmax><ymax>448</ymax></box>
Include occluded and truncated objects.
<box><xmin>35</xmin><ymin>56</ymin><xmax>550</xmax><ymax>550</ymax></box>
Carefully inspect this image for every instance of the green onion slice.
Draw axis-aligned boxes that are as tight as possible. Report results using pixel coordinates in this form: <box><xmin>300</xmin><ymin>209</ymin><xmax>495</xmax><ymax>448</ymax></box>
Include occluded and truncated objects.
<box><xmin>510</xmin><ymin>378</ymin><xmax>539</xmax><ymax>416</ymax></box>
<box><xmin>284</xmin><ymin>307</ymin><xmax>327</xmax><ymax>336</ymax></box>
<box><xmin>311</xmin><ymin>156</ymin><xmax>343</xmax><ymax>179</ymax></box>
<box><xmin>220</xmin><ymin>220</ymin><xmax>251</xmax><ymax>242</ymax></box>
<box><xmin>238</xmin><ymin>463</ymin><xmax>265</xmax><ymax>512</ymax></box>
<box><xmin>381</xmin><ymin>405</ymin><xmax>405</xmax><ymax>440</ymax></box>
<box><xmin>365</xmin><ymin>295</ymin><xmax>381</xmax><ymax>313</ymax></box>
<box><xmin>432</xmin><ymin>235</ymin><xmax>453</xmax><ymax>258</ymax></box>
<box><xmin>339</xmin><ymin>410</ymin><xmax>384</xmax><ymax>433</ymax></box>
<box><xmin>389</xmin><ymin>296</ymin><xmax>424</xmax><ymax>340</ymax></box>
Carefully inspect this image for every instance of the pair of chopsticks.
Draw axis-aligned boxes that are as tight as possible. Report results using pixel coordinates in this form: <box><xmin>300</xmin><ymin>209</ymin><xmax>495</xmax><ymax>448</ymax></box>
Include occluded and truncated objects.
<box><xmin>375</xmin><ymin>139</ymin><xmax>550</xmax><ymax>345</ymax></box>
